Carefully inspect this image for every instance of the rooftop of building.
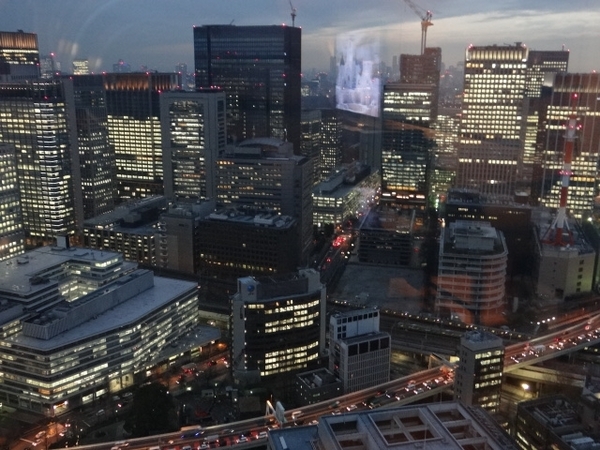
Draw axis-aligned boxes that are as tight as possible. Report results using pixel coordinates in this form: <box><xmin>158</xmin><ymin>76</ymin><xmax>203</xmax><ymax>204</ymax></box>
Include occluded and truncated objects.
<box><xmin>361</xmin><ymin>203</ymin><xmax>426</xmax><ymax>234</ymax></box>
<box><xmin>82</xmin><ymin>195</ymin><xmax>167</xmax><ymax>228</ymax></box>
<box><xmin>330</xmin><ymin>307</ymin><xmax>379</xmax><ymax>321</ymax></box>
<box><xmin>341</xmin><ymin>330</ymin><xmax>389</xmax><ymax>346</ymax></box>
<box><xmin>206</xmin><ymin>208</ymin><xmax>296</xmax><ymax>229</ymax></box>
<box><xmin>532</xmin><ymin>207</ymin><xmax>595</xmax><ymax>255</ymax></box>
<box><xmin>271</xmin><ymin>402</ymin><xmax>517</xmax><ymax>450</ymax></box>
<box><xmin>519</xmin><ymin>396</ymin><xmax>581</xmax><ymax>430</ymax></box>
<box><xmin>296</xmin><ymin>368</ymin><xmax>341</xmax><ymax>388</ymax></box>
<box><xmin>462</xmin><ymin>330</ymin><xmax>503</xmax><ymax>346</ymax></box>
<box><xmin>445</xmin><ymin>189</ymin><xmax>531</xmax><ymax>209</ymax></box>
<box><xmin>0</xmin><ymin>245</ymin><xmax>131</xmax><ymax>299</ymax></box>
<box><xmin>7</xmin><ymin>274</ymin><xmax>198</xmax><ymax>352</ymax></box>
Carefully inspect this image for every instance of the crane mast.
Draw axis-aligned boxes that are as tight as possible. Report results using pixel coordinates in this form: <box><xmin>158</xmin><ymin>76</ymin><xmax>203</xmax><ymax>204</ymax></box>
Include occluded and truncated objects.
<box><xmin>288</xmin><ymin>0</ymin><xmax>297</xmax><ymax>27</ymax></box>
<box><xmin>402</xmin><ymin>0</ymin><xmax>433</xmax><ymax>55</ymax></box>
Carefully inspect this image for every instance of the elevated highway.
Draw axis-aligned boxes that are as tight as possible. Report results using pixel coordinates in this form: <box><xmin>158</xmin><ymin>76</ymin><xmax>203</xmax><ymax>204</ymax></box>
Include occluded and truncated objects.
<box><xmin>70</xmin><ymin>313</ymin><xmax>600</xmax><ymax>450</ymax></box>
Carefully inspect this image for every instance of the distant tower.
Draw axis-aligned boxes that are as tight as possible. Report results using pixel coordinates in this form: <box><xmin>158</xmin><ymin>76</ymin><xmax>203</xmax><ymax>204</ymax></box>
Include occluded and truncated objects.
<box><xmin>160</xmin><ymin>89</ymin><xmax>226</xmax><ymax>202</ymax></box>
<box><xmin>40</xmin><ymin>53</ymin><xmax>60</xmax><ymax>78</ymax></box>
<box><xmin>381</xmin><ymin>48</ymin><xmax>440</xmax><ymax>207</ymax></box>
<box><xmin>0</xmin><ymin>30</ymin><xmax>40</xmax><ymax>81</ymax></box>
<box><xmin>102</xmin><ymin>73</ymin><xmax>180</xmax><ymax>201</ymax></box>
<box><xmin>63</xmin><ymin>75</ymin><xmax>115</xmax><ymax>224</ymax></box>
<box><xmin>72</xmin><ymin>59</ymin><xmax>90</xmax><ymax>75</ymax></box>
<box><xmin>193</xmin><ymin>25</ymin><xmax>302</xmax><ymax>153</ymax></box>
<box><xmin>457</xmin><ymin>44</ymin><xmax>528</xmax><ymax>196</ymax></box>
<box><xmin>319</xmin><ymin>109</ymin><xmax>342</xmax><ymax>181</ymax></box>
<box><xmin>112</xmin><ymin>59</ymin><xmax>131</xmax><ymax>73</ymax></box>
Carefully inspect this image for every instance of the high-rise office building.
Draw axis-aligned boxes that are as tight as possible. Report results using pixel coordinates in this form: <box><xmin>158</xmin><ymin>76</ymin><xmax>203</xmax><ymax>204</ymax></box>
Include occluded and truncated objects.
<box><xmin>0</xmin><ymin>144</ymin><xmax>24</xmax><ymax>260</ymax></box>
<box><xmin>300</xmin><ymin>109</ymin><xmax>321</xmax><ymax>184</ymax></box>
<box><xmin>539</xmin><ymin>73</ymin><xmax>600</xmax><ymax>219</ymax></box>
<box><xmin>160</xmin><ymin>89</ymin><xmax>226</xmax><ymax>202</ymax></box>
<box><xmin>0</xmin><ymin>81</ymin><xmax>77</xmax><ymax>246</ymax></box>
<box><xmin>193</xmin><ymin>25</ymin><xmax>302</xmax><ymax>152</ymax></box>
<box><xmin>0</xmin><ymin>30</ymin><xmax>40</xmax><ymax>82</ymax></box>
<box><xmin>231</xmin><ymin>269</ymin><xmax>325</xmax><ymax>381</ymax></box>
<box><xmin>216</xmin><ymin>138</ymin><xmax>313</xmax><ymax>265</ymax></box>
<box><xmin>72</xmin><ymin>59</ymin><xmax>90</xmax><ymax>75</ymax></box>
<box><xmin>522</xmin><ymin>50</ymin><xmax>569</xmax><ymax>190</ymax></box>
<box><xmin>63</xmin><ymin>75</ymin><xmax>115</xmax><ymax>224</ymax></box>
<box><xmin>381</xmin><ymin>82</ymin><xmax>436</xmax><ymax>206</ymax></box>
<box><xmin>103</xmin><ymin>73</ymin><xmax>180</xmax><ymax>200</ymax></box>
<box><xmin>454</xmin><ymin>330</ymin><xmax>504</xmax><ymax>413</ymax></box>
<box><xmin>457</xmin><ymin>44</ymin><xmax>528</xmax><ymax>196</ymax></box>
<box><xmin>319</xmin><ymin>109</ymin><xmax>342</xmax><ymax>182</ymax></box>
<box><xmin>380</xmin><ymin>48</ymin><xmax>440</xmax><ymax>207</ymax></box>
<box><xmin>525</xmin><ymin>50</ymin><xmax>569</xmax><ymax>98</ymax></box>
<box><xmin>400</xmin><ymin>47</ymin><xmax>441</xmax><ymax>117</ymax></box>
<box><xmin>40</xmin><ymin>53</ymin><xmax>60</xmax><ymax>79</ymax></box>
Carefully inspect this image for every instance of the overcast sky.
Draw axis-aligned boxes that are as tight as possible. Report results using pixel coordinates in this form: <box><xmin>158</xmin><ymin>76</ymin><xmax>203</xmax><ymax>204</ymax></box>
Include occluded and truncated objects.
<box><xmin>1</xmin><ymin>0</ymin><xmax>599</xmax><ymax>74</ymax></box>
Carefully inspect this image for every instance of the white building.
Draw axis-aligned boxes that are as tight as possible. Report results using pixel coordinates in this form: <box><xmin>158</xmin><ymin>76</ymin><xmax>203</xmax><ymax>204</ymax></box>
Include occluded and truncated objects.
<box><xmin>328</xmin><ymin>308</ymin><xmax>390</xmax><ymax>393</ymax></box>
<box><xmin>0</xmin><ymin>241</ymin><xmax>207</xmax><ymax>416</ymax></box>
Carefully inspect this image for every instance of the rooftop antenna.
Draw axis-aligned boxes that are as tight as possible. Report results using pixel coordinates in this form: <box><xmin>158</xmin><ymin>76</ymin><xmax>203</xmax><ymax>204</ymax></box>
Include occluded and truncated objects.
<box><xmin>288</xmin><ymin>0</ymin><xmax>297</xmax><ymax>26</ymax></box>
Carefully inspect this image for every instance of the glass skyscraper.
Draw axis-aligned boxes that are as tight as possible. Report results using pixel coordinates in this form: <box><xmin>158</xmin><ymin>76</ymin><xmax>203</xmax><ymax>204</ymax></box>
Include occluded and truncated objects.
<box><xmin>193</xmin><ymin>25</ymin><xmax>302</xmax><ymax>152</ymax></box>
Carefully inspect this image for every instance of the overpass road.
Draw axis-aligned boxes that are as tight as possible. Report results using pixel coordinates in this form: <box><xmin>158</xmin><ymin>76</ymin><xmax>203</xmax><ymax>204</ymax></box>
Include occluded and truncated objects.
<box><xmin>67</xmin><ymin>313</ymin><xmax>600</xmax><ymax>450</ymax></box>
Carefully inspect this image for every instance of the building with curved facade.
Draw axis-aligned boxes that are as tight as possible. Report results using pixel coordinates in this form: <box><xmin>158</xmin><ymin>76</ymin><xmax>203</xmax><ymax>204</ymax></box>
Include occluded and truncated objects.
<box><xmin>231</xmin><ymin>269</ymin><xmax>326</xmax><ymax>382</ymax></box>
<box><xmin>435</xmin><ymin>220</ymin><xmax>508</xmax><ymax>326</ymax></box>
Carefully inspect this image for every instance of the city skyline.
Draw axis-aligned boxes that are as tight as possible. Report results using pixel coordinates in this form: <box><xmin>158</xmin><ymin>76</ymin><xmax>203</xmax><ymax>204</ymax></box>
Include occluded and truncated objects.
<box><xmin>1</xmin><ymin>0</ymin><xmax>599</xmax><ymax>74</ymax></box>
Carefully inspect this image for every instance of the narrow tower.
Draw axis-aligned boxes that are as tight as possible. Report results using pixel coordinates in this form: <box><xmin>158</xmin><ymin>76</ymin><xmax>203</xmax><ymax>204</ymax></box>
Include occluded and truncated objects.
<box><xmin>542</xmin><ymin>94</ymin><xmax>579</xmax><ymax>246</ymax></box>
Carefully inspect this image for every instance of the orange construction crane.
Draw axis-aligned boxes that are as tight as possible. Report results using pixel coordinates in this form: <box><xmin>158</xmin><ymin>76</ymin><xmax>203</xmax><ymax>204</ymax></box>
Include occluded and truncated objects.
<box><xmin>402</xmin><ymin>0</ymin><xmax>433</xmax><ymax>55</ymax></box>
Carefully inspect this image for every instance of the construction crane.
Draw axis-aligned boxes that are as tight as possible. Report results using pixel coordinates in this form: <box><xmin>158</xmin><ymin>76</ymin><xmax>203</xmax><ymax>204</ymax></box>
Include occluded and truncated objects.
<box><xmin>288</xmin><ymin>0</ymin><xmax>297</xmax><ymax>27</ymax></box>
<box><xmin>402</xmin><ymin>0</ymin><xmax>433</xmax><ymax>55</ymax></box>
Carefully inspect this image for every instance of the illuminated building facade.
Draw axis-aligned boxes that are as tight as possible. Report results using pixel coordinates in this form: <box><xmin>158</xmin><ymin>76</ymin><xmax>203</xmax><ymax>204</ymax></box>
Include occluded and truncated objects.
<box><xmin>82</xmin><ymin>196</ymin><xmax>168</xmax><ymax>267</ymax></box>
<box><xmin>525</xmin><ymin>50</ymin><xmax>569</xmax><ymax>98</ymax></box>
<box><xmin>0</xmin><ymin>81</ymin><xmax>76</xmax><ymax>247</ymax></box>
<box><xmin>457</xmin><ymin>44</ymin><xmax>528</xmax><ymax>196</ymax></box>
<box><xmin>0</xmin><ymin>30</ymin><xmax>40</xmax><ymax>82</ymax></box>
<box><xmin>103</xmin><ymin>73</ymin><xmax>180</xmax><ymax>200</ymax></box>
<box><xmin>160</xmin><ymin>89</ymin><xmax>226</xmax><ymax>202</ymax></box>
<box><xmin>193</xmin><ymin>25</ymin><xmax>301</xmax><ymax>152</ymax></box>
<box><xmin>231</xmin><ymin>269</ymin><xmax>325</xmax><ymax>381</ymax></box>
<box><xmin>329</xmin><ymin>308</ymin><xmax>390</xmax><ymax>393</ymax></box>
<box><xmin>300</xmin><ymin>109</ymin><xmax>320</xmax><ymax>184</ymax></box>
<box><xmin>312</xmin><ymin>167</ymin><xmax>378</xmax><ymax>228</ymax></box>
<box><xmin>0</xmin><ymin>144</ymin><xmax>24</xmax><ymax>260</ymax></box>
<box><xmin>539</xmin><ymin>73</ymin><xmax>600</xmax><ymax>219</ymax></box>
<box><xmin>216</xmin><ymin>138</ymin><xmax>313</xmax><ymax>265</ymax></box>
<box><xmin>40</xmin><ymin>53</ymin><xmax>60</xmax><ymax>79</ymax></box>
<box><xmin>454</xmin><ymin>330</ymin><xmax>504</xmax><ymax>413</ymax></box>
<box><xmin>522</xmin><ymin>50</ymin><xmax>569</xmax><ymax>190</ymax></box>
<box><xmin>381</xmin><ymin>82</ymin><xmax>435</xmax><ymax>207</ymax></box>
<box><xmin>436</xmin><ymin>221</ymin><xmax>507</xmax><ymax>326</ymax></box>
<box><xmin>63</xmin><ymin>75</ymin><xmax>115</xmax><ymax>223</ymax></box>
<box><xmin>72</xmin><ymin>59</ymin><xmax>89</xmax><ymax>75</ymax></box>
<box><xmin>0</xmin><ymin>244</ymin><xmax>201</xmax><ymax>415</ymax></box>
<box><xmin>319</xmin><ymin>109</ymin><xmax>342</xmax><ymax>182</ymax></box>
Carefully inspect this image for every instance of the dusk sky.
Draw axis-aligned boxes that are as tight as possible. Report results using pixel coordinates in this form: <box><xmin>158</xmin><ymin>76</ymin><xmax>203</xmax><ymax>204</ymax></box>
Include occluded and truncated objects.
<box><xmin>1</xmin><ymin>0</ymin><xmax>599</xmax><ymax>74</ymax></box>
